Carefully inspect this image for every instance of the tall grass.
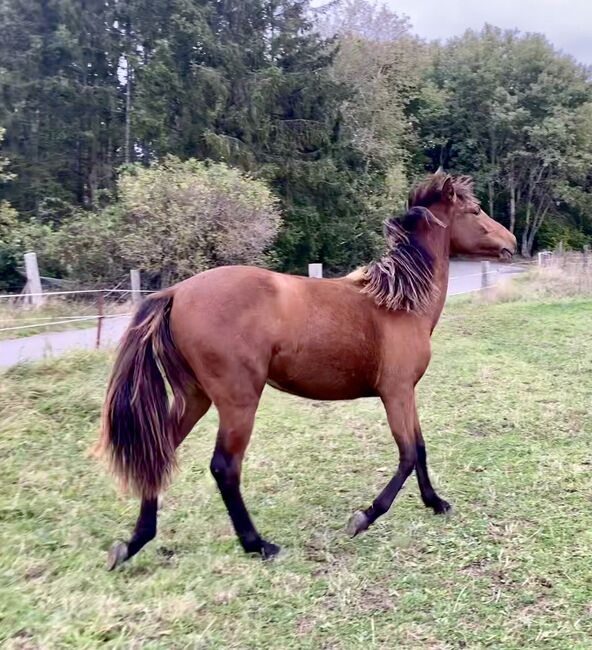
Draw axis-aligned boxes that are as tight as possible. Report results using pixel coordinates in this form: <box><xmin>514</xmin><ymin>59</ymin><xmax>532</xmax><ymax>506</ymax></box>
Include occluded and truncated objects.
<box><xmin>481</xmin><ymin>253</ymin><xmax>592</xmax><ymax>304</ymax></box>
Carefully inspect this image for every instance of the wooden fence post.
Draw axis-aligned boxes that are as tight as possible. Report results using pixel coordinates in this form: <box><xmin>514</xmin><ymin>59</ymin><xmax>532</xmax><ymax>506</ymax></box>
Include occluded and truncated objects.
<box><xmin>557</xmin><ymin>240</ymin><xmax>565</xmax><ymax>267</ymax></box>
<box><xmin>538</xmin><ymin>251</ymin><xmax>553</xmax><ymax>268</ymax></box>
<box><xmin>481</xmin><ymin>261</ymin><xmax>491</xmax><ymax>290</ymax></box>
<box><xmin>130</xmin><ymin>269</ymin><xmax>141</xmax><ymax>303</ymax></box>
<box><xmin>308</xmin><ymin>263</ymin><xmax>323</xmax><ymax>279</ymax></box>
<box><xmin>96</xmin><ymin>292</ymin><xmax>104</xmax><ymax>349</ymax></box>
<box><xmin>583</xmin><ymin>245</ymin><xmax>590</xmax><ymax>270</ymax></box>
<box><xmin>24</xmin><ymin>252</ymin><xmax>43</xmax><ymax>306</ymax></box>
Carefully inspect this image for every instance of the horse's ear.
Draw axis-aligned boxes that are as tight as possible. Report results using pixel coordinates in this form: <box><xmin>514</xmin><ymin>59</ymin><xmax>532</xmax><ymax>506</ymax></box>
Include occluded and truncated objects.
<box><xmin>442</xmin><ymin>176</ymin><xmax>455</xmax><ymax>203</ymax></box>
<box><xmin>435</xmin><ymin>165</ymin><xmax>445</xmax><ymax>175</ymax></box>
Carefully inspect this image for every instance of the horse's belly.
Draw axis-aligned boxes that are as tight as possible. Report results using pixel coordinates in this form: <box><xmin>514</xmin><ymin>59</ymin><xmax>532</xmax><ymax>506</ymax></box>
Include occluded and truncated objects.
<box><xmin>266</xmin><ymin>362</ymin><xmax>376</xmax><ymax>401</ymax></box>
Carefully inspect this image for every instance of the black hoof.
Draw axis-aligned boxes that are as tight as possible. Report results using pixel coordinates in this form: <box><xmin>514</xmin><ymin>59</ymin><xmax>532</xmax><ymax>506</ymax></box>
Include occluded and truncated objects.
<box><xmin>431</xmin><ymin>499</ymin><xmax>452</xmax><ymax>515</ymax></box>
<box><xmin>107</xmin><ymin>541</ymin><xmax>129</xmax><ymax>571</ymax></box>
<box><xmin>346</xmin><ymin>510</ymin><xmax>370</xmax><ymax>537</ymax></box>
<box><xmin>261</xmin><ymin>541</ymin><xmax>281</xmax><ymax>560</ymax></box>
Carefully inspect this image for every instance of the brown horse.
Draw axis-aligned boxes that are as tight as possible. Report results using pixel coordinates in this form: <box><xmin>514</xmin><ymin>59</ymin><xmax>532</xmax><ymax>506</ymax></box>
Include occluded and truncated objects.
<box><xmin>98</xmin><ymin>172</ymin><xmax>516</xmax><ymax>569</ymax></box>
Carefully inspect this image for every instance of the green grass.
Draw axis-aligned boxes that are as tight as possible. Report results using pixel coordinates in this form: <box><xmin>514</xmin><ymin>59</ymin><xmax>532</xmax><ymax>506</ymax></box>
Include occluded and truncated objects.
<box><xmin>1</xmin><ymin>298</ymin><xmax>591</xmax><ymax>648</ymax></box>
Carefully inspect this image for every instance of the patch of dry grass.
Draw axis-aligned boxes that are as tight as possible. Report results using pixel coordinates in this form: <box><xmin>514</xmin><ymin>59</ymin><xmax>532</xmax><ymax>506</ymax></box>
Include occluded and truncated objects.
<box><xmin>473</xmin><ymin>258</ymin><xmax>592</xmax><ymax>306</ymax></box>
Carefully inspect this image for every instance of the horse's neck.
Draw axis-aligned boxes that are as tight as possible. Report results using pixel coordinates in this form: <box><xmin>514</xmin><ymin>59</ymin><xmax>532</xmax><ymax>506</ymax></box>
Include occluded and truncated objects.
<box><xmin>428</xmin><ymin>246</ymin><xmax>450</xmax><ymax>333</ymax></box>
<box><xmin>421</xmin><ymin>215</ymin><xmax>451</xmax><ymax>333</ymax></box>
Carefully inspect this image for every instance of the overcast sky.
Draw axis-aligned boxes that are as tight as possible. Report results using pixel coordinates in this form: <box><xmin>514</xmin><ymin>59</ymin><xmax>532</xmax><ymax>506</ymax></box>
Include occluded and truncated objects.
<box><xmin>388</xmin><ymin>0</ymin><xmax>592</xmax><ymax>65</ymax></box>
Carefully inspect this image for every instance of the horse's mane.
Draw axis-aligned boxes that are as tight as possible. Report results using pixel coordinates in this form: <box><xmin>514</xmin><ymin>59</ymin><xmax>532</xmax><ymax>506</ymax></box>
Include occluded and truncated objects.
<box><xmin>409</xmin><ymin>172</ymin><xmax>477</xmax><ymax>208</ymax></box>
<box><xmin>348</xmin><ymin>173</ymin><xmax>472</xmax><ymax>313</ymax></box>
<box><xmin>352</xmin><ymin>206</ymin><xmax>440</xmax><ymax>313</ymax></box>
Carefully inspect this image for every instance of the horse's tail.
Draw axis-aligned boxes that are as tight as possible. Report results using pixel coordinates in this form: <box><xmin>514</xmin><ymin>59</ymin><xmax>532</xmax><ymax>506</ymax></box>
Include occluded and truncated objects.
<box><xmin>97</xmin><ymin>289</ymin><xmax>194</xmax><ymax>498</ymax></box>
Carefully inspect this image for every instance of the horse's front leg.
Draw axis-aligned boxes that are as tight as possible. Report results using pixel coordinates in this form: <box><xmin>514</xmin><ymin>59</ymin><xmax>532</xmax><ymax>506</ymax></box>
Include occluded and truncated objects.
<box><xmin>414</xmin><ymin>405</ymin><xmax>451</xmax><ymax>515</ymax></box>
<box><xmin>347</xmin><ymin>387</ymin><xmax>417</xmax><ymax>537</ymax></box>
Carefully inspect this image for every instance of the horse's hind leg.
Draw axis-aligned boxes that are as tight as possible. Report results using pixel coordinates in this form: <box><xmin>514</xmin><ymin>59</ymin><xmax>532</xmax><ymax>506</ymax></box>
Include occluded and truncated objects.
<box><xmin>107</xmin><ymin>390</ymin><xmax>211</xmax><ymax>570</ymax></box>
<box><xmin>210</xmin><ymin>401</ymin><xmax>280</xmax><ymax>559</ymax></box>
<box><xmin>107</xmin><ymin>496</ymin><xmax>158</xmax><ymax>570</ymax></box>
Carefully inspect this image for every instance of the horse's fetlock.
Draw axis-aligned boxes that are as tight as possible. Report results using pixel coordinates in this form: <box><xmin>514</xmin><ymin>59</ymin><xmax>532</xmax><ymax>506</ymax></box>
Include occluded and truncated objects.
<box><xmin>240</xmin><ymin>532</ymin><xmax>263</xmax><ymax>553</ymax></box>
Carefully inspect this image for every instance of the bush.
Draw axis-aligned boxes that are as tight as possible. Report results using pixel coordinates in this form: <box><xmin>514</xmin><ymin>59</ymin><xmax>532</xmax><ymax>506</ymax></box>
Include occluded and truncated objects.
<box><xmin>16</xmin><ymin>158</ymin><xmax>282</xmax><ymax>288</ymax></box>
<box><xmin>49</xmin><ymin>206</ymin><xmax>127</xmax><ymax>285</ymax></box>
<box><xmin>117</xmin><ymin>158</ymin><xmax>281</xmax><ymax>285</ymax></box>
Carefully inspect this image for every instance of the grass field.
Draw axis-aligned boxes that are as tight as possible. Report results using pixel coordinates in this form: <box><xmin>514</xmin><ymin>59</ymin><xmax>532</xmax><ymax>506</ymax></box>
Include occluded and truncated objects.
<box><xmin>1</xmin><ymin>297</ymin><xmax>591</xmax><ymax>648</ymax></box>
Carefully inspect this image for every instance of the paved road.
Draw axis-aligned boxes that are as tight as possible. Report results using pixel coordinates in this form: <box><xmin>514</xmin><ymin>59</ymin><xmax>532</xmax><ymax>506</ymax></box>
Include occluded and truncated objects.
<box><xmin>448</xmin><ymin>259</ymin><xmax>523</xmax><ymax>295</ymax></box>
<box><xmin>0</xmin><ymin>261</ymin><xmax>524</xmax><ymax>368</ymax></box>
<box><xmin>0</xmin><ymin>316</ymin><xmax>131</xmax><ymax>368</ymax></box>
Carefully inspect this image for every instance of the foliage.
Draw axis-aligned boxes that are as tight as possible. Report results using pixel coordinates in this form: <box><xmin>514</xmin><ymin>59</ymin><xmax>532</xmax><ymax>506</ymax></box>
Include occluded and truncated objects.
<box><xmin>0</xmin><ymin>200</ymin><xmax>20</xmax><ymax>290</ymax></box>
<box><xmin>116</xmin><ymin>158</ymin><xmax>281</xmax><ymax>285</ymax></box>
<box><xmin>22</xmin><ymin>158</ymin><xmax>279</xmax><ymax>287</ymax></box>
<box><xmin>421</xmin><ymin>26</ymin><xmax>592</xmax><ymax>256</ymax></box>
<box><xmin>0</xmin><ymin>127</ymin><xmax>14</xmax><ymax>183</ymax></box>
<box><xmin>1</xmin><ymin>299</ymin><xmax>592</xmax><ymax>645</ymax></box>
<box><xmin>536</xmin><ymin>218</ymin><xmax>592</xmax><ymax>251</ymax></box>
<box><xmin>319</xmin><ymin>0</ymin><xmax>429</xmax><ymax>236</ymax></box>
<box><xmin>0</xmin><ymin>0</ymin><xmax>121</xmax><ymax>213</ymax></box>
<box><xmin>0</xmin><ymin>128</ymin><xmax>22</xmax><ymax>289</ymax></box>
<box><xmin>0</xmin><ymin>0</ymin><xmax>385</xmax><ymax>277</ymax></box>
<box><xmin>48</xmin><ymin>206</ymin><xmax>127</xmax><ymax>285</ymax></box>
<box><xmin>2</xmin><ymin>1</ymin><xmax>592</xmax><ymax>289</ymax></box>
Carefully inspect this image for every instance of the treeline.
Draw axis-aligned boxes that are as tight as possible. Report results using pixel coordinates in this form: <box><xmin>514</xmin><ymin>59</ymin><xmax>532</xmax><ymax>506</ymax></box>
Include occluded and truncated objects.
<box><xmin>1</xmin><ymin>0</ymin><xmax>591</xmax><ymax>289</ymax></box>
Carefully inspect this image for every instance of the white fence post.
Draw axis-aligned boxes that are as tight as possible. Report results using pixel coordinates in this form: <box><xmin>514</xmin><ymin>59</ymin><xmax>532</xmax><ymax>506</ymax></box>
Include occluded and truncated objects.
<box><xmin>24</xmin><ymin>252</ymin><xmax>43</xmax><ymax>306</ymax></box>
<box><xmin>308</xmin><ymin>263</ymin><xmax>323</xmax><ymax>279</ymax></box>
<box><xmin>130</xmin><ymin>269</ymin><xmax>141</xmax><ymax>303</ymax></box>
<box><xmin>481</xmin><ymin>261</ymin><xmax>491</xmax><ymax>290</ymax></box>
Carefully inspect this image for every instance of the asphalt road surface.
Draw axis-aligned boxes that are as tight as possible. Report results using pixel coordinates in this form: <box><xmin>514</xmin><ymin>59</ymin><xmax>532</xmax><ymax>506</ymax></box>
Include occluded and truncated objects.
<box><xmin>0</xmin><ymin>261</ymin><xmax>524</xmax><ymax>368</ymax></box>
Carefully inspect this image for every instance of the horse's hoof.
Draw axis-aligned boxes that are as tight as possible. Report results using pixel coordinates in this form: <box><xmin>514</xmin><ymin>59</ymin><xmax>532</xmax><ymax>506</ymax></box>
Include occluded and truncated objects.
<box><xmin>107</xmin><ymin>542</ymin><xmax>129</xmax><ymax>571</ymax></box>
<box><xmin>433</xmin><ymin>499</ymin><xmax>452</xmax><ymax>515</ymax></box>
<box><xmin>347</xmin><ymin>510</ymin><xmax>370</xmax><ymax>537</ymax></box>
<box><xmin>261</xmin><ymin>541</ymin><xmax>281</xmax><ymax>560</ymax></box>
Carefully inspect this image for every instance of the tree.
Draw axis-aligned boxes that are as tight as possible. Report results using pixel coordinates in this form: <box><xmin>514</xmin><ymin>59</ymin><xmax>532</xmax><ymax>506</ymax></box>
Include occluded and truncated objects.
<box><xmin>421</xmin><ymin>26</ymin><xmax>592</xmax><ymax>256</ymax></box>
<box><xmin>0</xmin><ymin>127</ymin><xmax>20</xmax><ymax>289</ymax></box>
<box><xmin>322</xmin><ymin>0</ymin><xmax>424</xmax><ymax>172</ymax></box>
<box><xmin>0</xmin><ymin>127</ymin><xmax>14</xmax><ymax>184</ymax></box>
<box><xmin>0</xmin><ymin>0</ymin><xmax>122</xmax><ymax>214</ymax></box>
<box><xmin>310</xmin><ymin>0</ymin><xmax>430</xmax><ymax>265</ymax></box>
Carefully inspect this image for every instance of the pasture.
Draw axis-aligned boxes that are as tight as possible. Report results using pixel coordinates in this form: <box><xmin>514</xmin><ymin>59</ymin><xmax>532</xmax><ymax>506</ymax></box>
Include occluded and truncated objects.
<box><xmin>1</xmin><ymin>296</ymin><xmax>591</xmax><ymax>648</ymax></box>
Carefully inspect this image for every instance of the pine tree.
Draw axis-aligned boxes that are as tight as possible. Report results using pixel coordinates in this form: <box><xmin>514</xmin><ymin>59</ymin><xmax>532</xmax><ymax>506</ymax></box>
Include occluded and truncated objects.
<box><xmin>0</xmin><ymin>0</ymin><xmax>122</xmax><ymax>215</ymax></box>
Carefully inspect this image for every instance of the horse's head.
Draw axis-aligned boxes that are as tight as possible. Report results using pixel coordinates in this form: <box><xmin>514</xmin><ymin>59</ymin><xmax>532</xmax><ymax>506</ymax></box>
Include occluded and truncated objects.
<box><xmin>449</xmin><ymin>186</ymin><xmax>517</xmax><ymax>261</ymax></box>
<box><xmin>410</xmin><ymin>173</ymin><xmax>517</xmax><ymax>261</ymax></box>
